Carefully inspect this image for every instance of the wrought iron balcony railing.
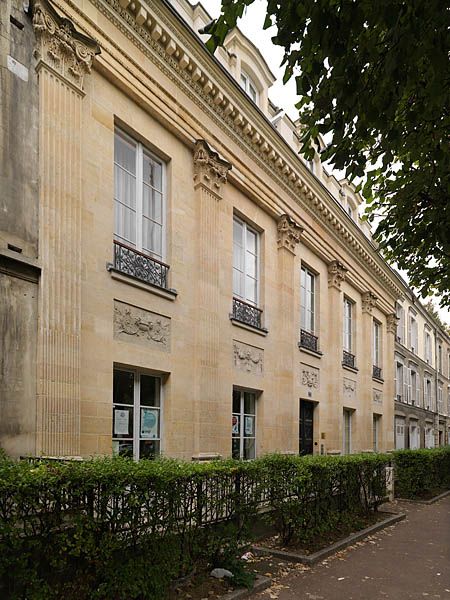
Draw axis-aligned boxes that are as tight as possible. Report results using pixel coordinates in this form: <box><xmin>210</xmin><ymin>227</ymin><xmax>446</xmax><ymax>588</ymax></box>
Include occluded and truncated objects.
<box><xmin>342</xmin><ymin>349</ymin><xmax>356</xmax><ymax>369</ymax></box>
<box><xmin>373</xmin><ymin>365</ymin><xmax>383</xmax><ymax>379</ymax></box>
<box><xmin>113</xmin><ymin>240</ymin><xmax>169</xmax><ymax>289</ymax></box>
<box><xmin>299</xmin><ymin>329</ymin><xmax>319</xmax><ymax>353</ymax></box>
<box><xmin>232</xmin><ymin>297</ymin><xmax>263</xmax><ymax>330</ymax></box>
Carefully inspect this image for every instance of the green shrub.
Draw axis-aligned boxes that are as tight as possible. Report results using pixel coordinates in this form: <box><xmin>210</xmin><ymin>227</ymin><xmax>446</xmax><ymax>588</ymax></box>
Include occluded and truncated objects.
<box><xmin>0</xmin><ymin>453</ymin><xmax>390</xmax><ymax>599</ymax></box>
<box><xmin>393</xmin><ymin>447</ymin><xmax>450</xmax><ymax>499</ymax></box>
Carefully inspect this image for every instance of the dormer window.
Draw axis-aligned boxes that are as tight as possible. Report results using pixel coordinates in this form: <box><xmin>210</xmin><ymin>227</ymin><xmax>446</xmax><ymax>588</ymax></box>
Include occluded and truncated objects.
<box><xmin>240</xmin><ymin>71</ymin><xmax>258</xmax><ymax>104</ymax></box>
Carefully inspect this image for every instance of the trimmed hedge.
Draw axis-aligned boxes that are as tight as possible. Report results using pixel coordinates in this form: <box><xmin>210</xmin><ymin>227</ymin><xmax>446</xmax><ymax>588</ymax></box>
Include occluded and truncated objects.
<box><xmin>0</xmin><ymin>453</ymin><xmax>389</xmax><ymax>599</ymax></box>
<box><xmin>392</xmin><ymin>446</ymin><xmax>450</xmax><ymax>499</ymax></box>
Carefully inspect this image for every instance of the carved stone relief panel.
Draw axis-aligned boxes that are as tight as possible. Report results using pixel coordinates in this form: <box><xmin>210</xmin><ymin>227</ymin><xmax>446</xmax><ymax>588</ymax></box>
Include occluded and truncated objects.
<box><xmin>373</xmin><ymin>389</ymin><xmax>383</xmax><ymax>404</ymax></box>
<box><xmin>233</xmin><ymin>341</ymin><xmax>263</xmax><ymax>375</ymax></box>
<box><xmin>300</xmin><ymin>363</ymin><xmax>320</xmax><ymax>389</ymax></box>
<box><xmin>114</xmin><ymin>300</ymin><xmax>170</xmax><ymax>352</ymax></box>
<box><xmin>343</xmin><ymin>377</ymin><xmax>356</xmax><ymax>402</ymax></box>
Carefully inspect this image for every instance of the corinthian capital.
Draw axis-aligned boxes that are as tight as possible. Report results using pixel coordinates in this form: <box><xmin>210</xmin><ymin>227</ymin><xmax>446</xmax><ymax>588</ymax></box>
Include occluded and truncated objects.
<box><xmin>277</xmin><ymin>214</ymin><xmax>303</xmax><ymax>254</ymax></box>
<box><xmin>327</xmin><ymin>260</ymin><xmax>348</xmax><ymax>289</ymax></box>
<box><xmin>362</xmin><ymin>291</ymin><xmax>378</xmax><ymax>314</ymax></box>
<box><xmin>386</xmin><ymin>313</ymin><xmax>399</xmax><ymax>335</ymax></box>
<box><xmin>193</xmin><ymin>140</ymin><xmax>232</xmax><ymax>199</ymax></box>
<box><xmin>33</xmin><ymin>0</ymin><xmax>100</xmax><ymax>91</ymax></box>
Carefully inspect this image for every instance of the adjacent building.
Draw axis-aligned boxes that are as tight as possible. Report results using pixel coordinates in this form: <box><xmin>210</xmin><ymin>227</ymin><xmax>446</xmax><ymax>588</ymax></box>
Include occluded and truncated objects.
<box><xmin>0</xmin><ymin>0</ymin><xmax>448</xmax><ymax>460</ymax></box>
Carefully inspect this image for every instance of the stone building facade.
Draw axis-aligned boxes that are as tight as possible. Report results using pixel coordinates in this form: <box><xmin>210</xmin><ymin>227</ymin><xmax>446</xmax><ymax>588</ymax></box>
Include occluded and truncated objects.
<box><xmin>394</xmin><ymin>289</ymin><xmax>450</xmax><ymax>449</ymax></box>
<box><xmin>0</xmin><ymin>0</ymin><xmax>447</xmax><ymax>460</ymax></box>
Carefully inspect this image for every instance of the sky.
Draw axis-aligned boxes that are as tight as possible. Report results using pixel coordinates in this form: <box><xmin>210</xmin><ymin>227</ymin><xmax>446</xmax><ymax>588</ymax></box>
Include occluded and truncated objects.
<box><xmin>194</xmin><ymin>1</ymin><xmax>450</xmax><ymax>326</ymax></box>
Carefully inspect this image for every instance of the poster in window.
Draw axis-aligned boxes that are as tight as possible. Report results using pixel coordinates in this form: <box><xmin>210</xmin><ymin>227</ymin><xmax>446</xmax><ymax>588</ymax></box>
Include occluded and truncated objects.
<box><xmin>232</xmin><ymin>414</ymin><xmax>239</xmax><ymax>435</ymax></box>
<box><xmin>114</xmin><ymin>409</ymin><xmax>129</xmax><ymax>436</ymax></box>
<box><xmin>141</xmin><ymin>408</ymin><xmax>159</xmax><ymax>439</ymax></box>
<box><xmin>244</xmin><ymin>416</ymin><xmax>254</xmax><ymax>436</ymax></box>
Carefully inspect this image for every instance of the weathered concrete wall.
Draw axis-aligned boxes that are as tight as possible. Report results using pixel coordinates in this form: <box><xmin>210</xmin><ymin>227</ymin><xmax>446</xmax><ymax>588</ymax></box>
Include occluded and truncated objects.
<box><xmin>0</xmin><ymin>0</ymin><xmax>39</xmax><ymax>456</ymax></box>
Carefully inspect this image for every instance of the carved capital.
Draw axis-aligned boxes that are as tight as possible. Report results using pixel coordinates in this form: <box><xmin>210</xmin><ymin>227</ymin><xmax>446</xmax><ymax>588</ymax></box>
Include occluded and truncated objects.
<box><xmin>33</xmin><ymin>0</ymin><xmax>100</xmax><ymax>91</ymax></box>
<box><xmin>386</xmin><ymin>312</ymin><xmax>399</xmax><ymax>335</ymax></box>
<box><xmin>277</xmin><ymin>214</ymin><xmax>303</xmax><ymax>254</ymax></box>
<box><xmin>327</xmin><ymin>260</ymin><xmax>348</xmax><ymax>289</ymax></box>
<box><xmin>193</xmin><ymin>139</ymin><xmax>231</xmax><ymax>198</ymax></box>
<box><xmin>362</xmin><ymin>291</ymin><xmax>378</xmax><ymax>314</ymax></box>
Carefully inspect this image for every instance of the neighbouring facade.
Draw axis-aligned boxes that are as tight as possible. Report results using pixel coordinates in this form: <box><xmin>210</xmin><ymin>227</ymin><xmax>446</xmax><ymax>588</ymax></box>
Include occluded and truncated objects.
<box><xmin>0</xmin><ymin>0</ymin><xmax>448</xmax><ymax>460</ymax></box>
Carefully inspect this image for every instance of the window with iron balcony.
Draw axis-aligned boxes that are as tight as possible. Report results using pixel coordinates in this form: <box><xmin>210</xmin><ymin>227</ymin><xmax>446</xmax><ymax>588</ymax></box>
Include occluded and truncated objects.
<box><xmin>342</xmin><ymin>298</ymin><xmax>356</xmax><ymax>368</ymax></box>
<box><xmin>299</xmin><ymin>266</ymin><xmax>321</xmax><ymax>354</ymax></box>
<box><xmin>231</xmin><ymin>217</ymin><xmax>266</xmax><ymax>331</ymax></box>
<box><xmin>372</xmin><ymin>320</ymin><xmax>383</xmax><ymax>380</ymax></box>
<box><xmin>112</xmin><ymin>129</ymin><xmax>170</xmax><ymax>290</ymax></box>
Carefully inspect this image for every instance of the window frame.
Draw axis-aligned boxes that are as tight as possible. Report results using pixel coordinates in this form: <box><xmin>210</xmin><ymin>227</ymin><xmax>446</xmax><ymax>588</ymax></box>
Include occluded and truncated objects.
<box><xmin>114</xmin><ymin>128</ymin><xmax>167</xmax><ymax>262</ymax></box>
<box><xmin>300</xmin><ymin>265</ymin><xmax>316</xmax><ymax>335</ymax></box>
<box><xmin>112</xmin><ymin>368</ymin><xmax>163</xmax><ymax>461</ymax></box>
<box><xmin>232</xmin><ymin>215</ymin><xmax>260</xmax><ymax>307</ymax></box>
<box><xmin>232</xmin><ymin>388</ymin><xmax>257</xmax><ymax>460</ymax></box>
<box><xmin>373</xmin><ymin>319</ymin><xmax>381</xmax><ymax>367</ymax></box>
<box><xmin>373</xmin><ymin>414</ymin><xmax>381</xmax><ymax>452</ymax></box>
<box><xmin>343</xmin><ymin>297</ymin><xmax>354</xmax><ymax>353</ymax></box>
<box><xmin>240</xmin><ymin>70</ymin><xmax>259</xmax><ymax>104</ymax></box>
<box><xmin>343</xmin><ymin>408</ymin><xmax>352</xmax><ymax>455</ymax></box>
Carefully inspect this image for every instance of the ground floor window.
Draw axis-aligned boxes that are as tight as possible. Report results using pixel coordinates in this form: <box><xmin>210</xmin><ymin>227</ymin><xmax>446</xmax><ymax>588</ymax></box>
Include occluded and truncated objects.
<box><xmin>395</xmin><ymin>416</ymin><xmax>405</xmax><ymax>449</ymax></box>
<box><xmin>425</xmin><ymin>425</ymin><xmax>434</xmax><ymax>448</ymax></box>
<box><xmin>343</xmin><ymin>409</ymin><xmax>352</xmax><ymax>455</ymax></box>
<box><xmin>409</xmin><ymin>421</ymin><xmax>420</xmax><ymax>449</ymax></box>
<box><xmin>113</xmin><ymin>368</ymin><xmax>161</xmax><ymax>459</ymax></box>
<box><xmin>373</xmin><ymin>414</ymin><xmax>381</xmax><ymax>452</ymax></box>
<box><xmin>232</xmin><ymin>388</ymin><xmax>256</xmax><ymax>460</ymax></box>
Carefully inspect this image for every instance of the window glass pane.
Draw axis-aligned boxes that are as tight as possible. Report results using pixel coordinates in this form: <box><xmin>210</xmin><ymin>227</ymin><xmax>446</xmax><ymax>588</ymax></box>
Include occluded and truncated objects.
<box><xmin>249</xmin><ymin>84</ymin><xmax>257</xmax><ymax>102</ymax></box>
<box><xmin>245</xmin><ymin>275</ymin><xmax>257</xmax><ymax>304</ymax></box>
<box><xmin>140</xmin><ymin>439</ymin><xmax>160</xmax><ymax>459</ymax></box>
<box><xmin>113</xmin><ymin>370</ymin><xmax>134</xmax><ymax>405</ymax></box>
<box><xmin>233</xmin><ymin>219</ymin><xmax>244</xmax><ymax>246</ymax></box>
<box><xmin>143</xmin><ymin>153</ymin><xmax>162</xmax><ymax>192</ymax></box>
<box><xmin>246</xmin><ymin>228</ymin><xmax>257</xmax><ymax>254</ymax></box>
<box><xmin>112</xmin><ymin>440</ymin><xmax>134</xmax><ymax>458</ymax></box>
<box><xmin>233</xmin><ymin>243</ymin><xmax>244</xmax><ymax>271</ymax></box>
<box><xmin>140</xmin><ymin>407</ymin><xmax>160</xmax><ymax>440</ymax></box>
<box><xmin>244</xmin><ymin>392</ymin><xmax>256</xmax><ymax>414</ymax></box>
<box><xmin>246</xmin><ymin>251</ymin><xmax>257</xmax><ymax>278</ymax></box>
<box><xmin>232</xmin><ymin>413</ymin><xmax>240</xmax><ymax>437</ymax></box>
<box><xmin>140</xmin><ymin>375</ymin><xmax>160</xmax><ymax>407</ymax></box>
<box><xmin>143</xmin><ymin>188</ymin><xmax>163</xmax><ymax>224</ymax></box>
<box><xmin>115</xmin><ymin>133</ymin><xmax>136</xmax><ymax>174</ymax></box>
<box><xmin>233</xmin><ymin>268</ymin><xmax>242</xmax><ymax>298</ymax></box>
<box><xmin>142</xmin><ymin>219</ymin><xmax>162</xmax><ymax>258</ymax></box>
<box><xmin>243</xmin><ymin>438</ymin><xmax>255</xmax><ymax>460</ymax></box>
<box><xmin>233</xmin><ymin>389</ymin><xmax>241</xmax><ymax>414</ymax></box>
<box><xmin>113</xmin><ymin>405</ymin><xmax>133</xmax><ymax>439</ymax></box>
<box><xmin>240</xmin><ymin>74</ymin><xmax>247</xmax><ymax>88</ymax></box>
<box><xmin>232</xmin><ymin>438</ymin><xmax>241</xmax><ymax>459</ymax></box>
<box><xmin>243</xmin><ymin>415</ymin><xmax>255</xmax><ymax>437</ymax></box>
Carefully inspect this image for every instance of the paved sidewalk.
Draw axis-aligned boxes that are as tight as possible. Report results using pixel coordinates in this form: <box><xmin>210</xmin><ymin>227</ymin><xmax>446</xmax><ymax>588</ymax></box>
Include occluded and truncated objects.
<box><xmin>256</xmin><ymin>496</ymin><xmax>450</xmax><ymax>600</ymax></box>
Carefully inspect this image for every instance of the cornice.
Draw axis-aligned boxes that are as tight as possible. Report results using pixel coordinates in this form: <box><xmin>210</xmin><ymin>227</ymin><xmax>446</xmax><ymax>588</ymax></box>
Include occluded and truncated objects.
<box><xmin>60</xmin><ymin>0</ymin><xmax>403</xmax><ymax>300</ymax></box>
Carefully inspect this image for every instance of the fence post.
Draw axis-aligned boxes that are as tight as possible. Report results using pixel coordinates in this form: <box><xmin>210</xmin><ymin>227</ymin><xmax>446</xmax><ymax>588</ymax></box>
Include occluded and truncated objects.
<box><xmin>385</xmin><ymin>465</ymin><xmax>394</xmax><ymax>502</ymax></box>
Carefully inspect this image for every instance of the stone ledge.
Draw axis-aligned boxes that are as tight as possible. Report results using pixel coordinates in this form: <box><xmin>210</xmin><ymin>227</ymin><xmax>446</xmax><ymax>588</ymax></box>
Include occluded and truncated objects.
<box><xmin>252</xmin><ymin>511</ymin><xmax>406</xmax><ymax>566</ymax></box>
<box><xmin>230</xmin><ymin>318</ymin><xmax>268</xmax><ymax>337</ymax></box>
<box><xmin>342</xmin><ymin>363</ymin><xmax>359</xmax><ymax>374</ymax></box>
<box><xmin>219</xmin><ymin>575</ymin><xmax>271</xmax><ymax>600</ymax></box>
<box><xmin>108</xmin><ymin>266</ymin><xmax>178</xmax><ymax>300</ymax></box>
<box><xmin>298</xmin><ymin>345</ymin><xmax>323</xmax><ymax>358</ymax></box>
<box><xmin>397</xmin><ymin>489</ymin><xmax>450</xmax><ymax>505</ymax></box>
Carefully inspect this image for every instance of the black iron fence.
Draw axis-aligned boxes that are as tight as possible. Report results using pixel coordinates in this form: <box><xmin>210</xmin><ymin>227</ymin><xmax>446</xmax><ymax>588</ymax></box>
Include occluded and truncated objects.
<box><xmin>113</xmin><ymin>240</ymin><xmax>169</xmax><ymax>289</ymax></box>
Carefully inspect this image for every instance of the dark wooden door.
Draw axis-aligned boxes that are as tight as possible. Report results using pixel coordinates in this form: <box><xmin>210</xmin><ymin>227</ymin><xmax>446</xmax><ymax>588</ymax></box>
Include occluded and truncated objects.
<box><xmin>299</xmin><ymin>400</ymin><xmax>314</xmax><ymax>455</ymax></box>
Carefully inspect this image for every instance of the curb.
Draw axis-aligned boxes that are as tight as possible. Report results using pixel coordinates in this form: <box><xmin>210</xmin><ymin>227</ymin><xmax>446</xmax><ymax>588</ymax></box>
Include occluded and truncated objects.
<box><xmin>397</xmin><ymin>489</ymin><xmax>450</xmax><ymax>505</ymax></box>
<box><xmin>252</xmin><ymin>511</ymin><xmax>406</xmax><ymax>566</ymax></box>
<box><xmin>220</xmin><ymin>575</ymin><xmax>271</xmax><ymax>599</ymax></box>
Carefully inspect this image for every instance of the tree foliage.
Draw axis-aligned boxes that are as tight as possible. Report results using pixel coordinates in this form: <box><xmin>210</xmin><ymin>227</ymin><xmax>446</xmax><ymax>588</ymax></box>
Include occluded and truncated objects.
<box><xmin>206</xmin><ymin>0</ymin><xmax>450</xmax><ymax>306</ymax></box>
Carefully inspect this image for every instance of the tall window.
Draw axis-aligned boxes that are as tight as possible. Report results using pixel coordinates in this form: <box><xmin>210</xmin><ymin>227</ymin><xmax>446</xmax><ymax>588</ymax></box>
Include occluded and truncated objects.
<box><xmin>343</xmin><ymin>409</ymin><xmax>352</xmax><ymax>454</ymax></box>
<box><xmin>395</xmin><ymin>362</ymin><xmax>403</xmax><ymax>401</ymax></box>
<box><xmin>232</xmin><ymin>389</ymin><xmax>256</xmax><ymax>460</ymax></box>
<box><xmin>438</xmin><ymin>344</ymin><xmax>442</xmax><ymax>373</ymax></box>
<box><xmin>409</xmin><ymin>368</ymin><xmax>418</xmax><ymax>406</ymax></box>
<box><xmin>114</xmin><ymin>129</ymin><xmax>165</xmax><ymax>260</ymax></box>
<box><xmin>343</xmin><ymin>298</ymin><xmax>353</xmax><ymax>352</ymax></box>
<box><xmin>408</xmin><ymin>313</ymin><xmax>417</xmax><ymax>353</ymax></box>
<box><xmin>373</xmin><ymin>414</ymin><xmax>381</xmax><ymax>452</ymax></box>
<box><xmin>395</xmin><ymin>417</ymin><xmax>405</xmax><ymax>450</ymax></box>
<box><xmin>424</xmin><ymin>377</ymin><xmax>432</xmax><ymax>410</ymax></box>
<box><xmin>438</xmin><ymin>384</ymin><xmax>443</xmax><ymax>414</ymax></box>
<box><xmin>373</xmin><ymin>320</ymin><xmax>381</xmax><ymax>366</ymax></box>
<box><xmin>425</xmin><ymin>425</ymin><xmax>434</xmax><ymax>448</ymax></box>
<box><xmin>113</xmin><ymin>369</ymin><xmax>161</xmax><ymax>460</ymax></box>
<box><xmin>240</xmin><ymin>71</ymin><xmax>258</xmax><ymax>103</ymax></box>
<box><xmin>425</xmin><ymin>331</ymin><xmax>432</xmax><ymax>364</ymax></box>
<box><xmin>396</xmin><ymin>303</ymin><xmax>405</xmax><ymax>344</ymax></box>
<box><xmin>233</xmin><ymin>217</ymin><xmax>259</xmax><ymax>306</ymax></box>
<box><xmin>300</xmin><ymin>267</ymin><xmax>315</xmax><ymax>333</ymax></box>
